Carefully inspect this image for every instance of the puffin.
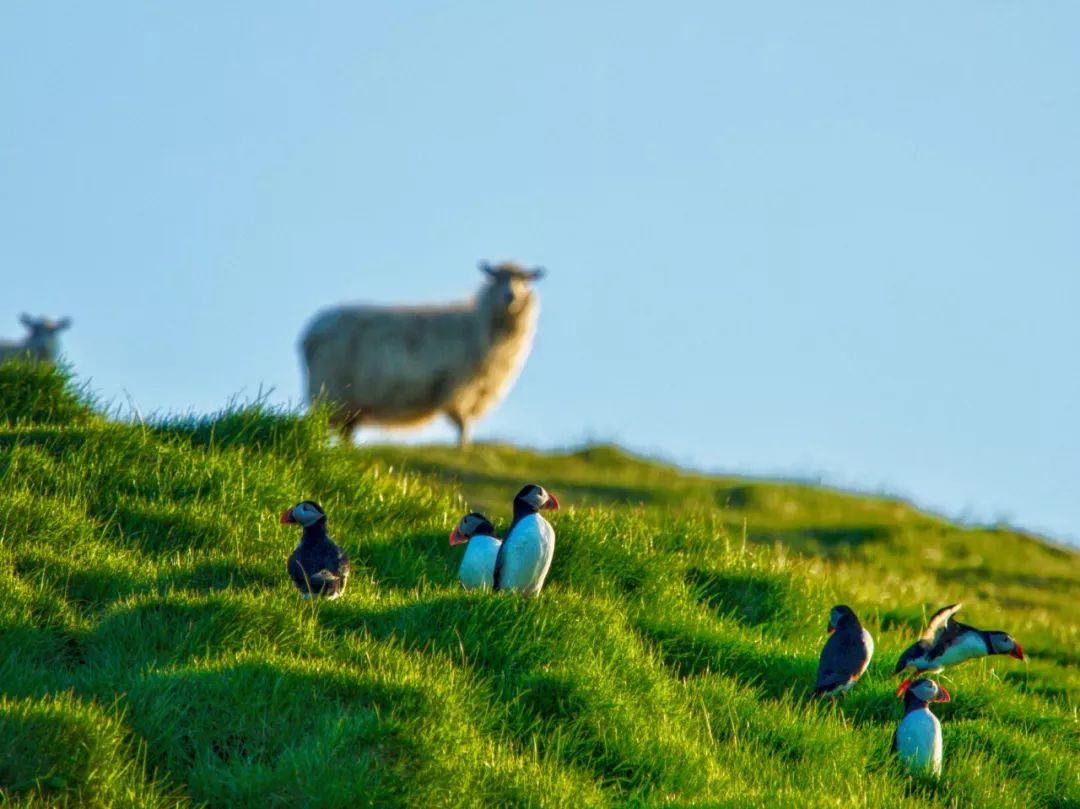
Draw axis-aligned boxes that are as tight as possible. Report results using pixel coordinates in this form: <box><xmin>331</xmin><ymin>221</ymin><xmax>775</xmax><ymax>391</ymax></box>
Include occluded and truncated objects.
<box><xmin>449</xmin><ymin>512</ymin><xmax>501</xmax><ymax>591</ymax></box>
<box><xmin>894</xmin><ymin>603</ymin><xmax>1024</xmax><ymax>695</ymax></box>
<box><xmin>492</xmin><ymin>484</ymin><xmax>559</xmax><ymax>595</ymax></box>
<box><xmin>812</xmin><ymin>605</ymin><xmax>875</xmax><ymax>698</ymax></box>
<box><xmin>279</xmin><ymin>500</ymin><xmax>350</xmax><ymax>599</ymax></box>
<box><xmin>893</xmin><ymin>677</ymin><xmax>951</xmax><ymax>778</ymax></box>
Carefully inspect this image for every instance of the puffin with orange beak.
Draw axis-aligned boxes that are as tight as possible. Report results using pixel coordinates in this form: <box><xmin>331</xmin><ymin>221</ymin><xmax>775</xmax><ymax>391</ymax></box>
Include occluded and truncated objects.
<box><xmin>492</xmin><ymin>484</ymin><xmax>559</xmax><ymax>595</ymax></box>
<box><xmin>449</xmin><ymin>512</ymin><xmax>501</xmax><ymax>590</ymax></box>
<box><xmin>893</xmin><ymin>678</ymin><xmax>951</xmax><ymax>777</ymax></box>
<box><xmin>279</xmin><ymin>500</ymin><xmax>350</xmax><ymax>599</ymax></box>
<box><xmin>812</xmin><ymin>605</ymin><xmax>875</xmax><ymax>698</ymax></box>
<box><xmin>894</xmin><ymin>603</ymin><xmax>1024</xmax><ymax>696</ymax></box>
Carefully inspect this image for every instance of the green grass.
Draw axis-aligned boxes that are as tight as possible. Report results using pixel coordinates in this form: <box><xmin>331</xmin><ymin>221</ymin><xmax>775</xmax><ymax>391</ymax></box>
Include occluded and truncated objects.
<box><xmin>0</xmin><ymin>363</ymin><xmax>1077</xmax><ymax>808</ymax></box>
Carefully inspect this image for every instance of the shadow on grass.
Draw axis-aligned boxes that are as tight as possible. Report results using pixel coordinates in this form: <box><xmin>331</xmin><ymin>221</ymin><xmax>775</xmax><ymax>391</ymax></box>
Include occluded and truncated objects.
<box><xmin>685</xmin><ymin>567</ymin><xmax>790</xmax><ymax>628</ymax></box>
<box><xmin>104</xmin><ymin>503</ymin><xmax>231</xmax><ymax>554</ymax></box>
<box><xmin>634</xmin><ymin>617</ymin><xmax>816</xmax><ymax>700</ymax></box>
<box><xmin>126</xmin><ymin>659</ymin><xmax>413</xmax><ymax>805</ymax></box>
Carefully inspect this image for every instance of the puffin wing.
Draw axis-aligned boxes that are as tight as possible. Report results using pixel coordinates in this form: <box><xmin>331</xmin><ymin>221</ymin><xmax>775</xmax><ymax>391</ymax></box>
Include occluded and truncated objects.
<box><xmin>814</xmin><ymin>627</ymin><xmax>870</xmax><ymax>694</ymax></box>
<box><xmin>310</xmin><ymin>543</ymin><xmax>349</xmax><ymax>591</ymax></box>
<box><xmin>289</xmin><ymin>542</ymin><xmax>349</xmax><ymax>595</ymax></box>
<box><xmin>492</xmin><ymin>541</ymin><xmax>508</xmax><ymax>591</ymax></box>
<box><xmin>920</xmin><ymin>603</ymin><xmax>963</xmax><ymax>645</ymax></box>
<box><xmin>329</xmin><ymin>544</ymin><xmax>351</xmax><ymax>580</ymax></box>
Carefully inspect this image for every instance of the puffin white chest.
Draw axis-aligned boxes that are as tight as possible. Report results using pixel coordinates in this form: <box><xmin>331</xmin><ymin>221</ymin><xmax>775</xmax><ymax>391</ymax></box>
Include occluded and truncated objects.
<box><xmin>458</xmin><ymin>534</ymin><xmax>501</xmax><ymax>590</ymax></box>
<box><xmin>497</xmin><ymin>513</ymin><xmax>556</xmax><ymax>595</ymax></box>
<box><xmin>860</xmin><ymin>628</ymin><xmax>875</xmax><ymax>673</ymax></box>
<box><xmin>932</xmin><ymin>632</ymin><xmax>989</xmax><ymax>668</ymax></box>
<box><xmin>896</xmin><ymin>708</ymin><xmax>943</xmax><ymax>776</ymax></box>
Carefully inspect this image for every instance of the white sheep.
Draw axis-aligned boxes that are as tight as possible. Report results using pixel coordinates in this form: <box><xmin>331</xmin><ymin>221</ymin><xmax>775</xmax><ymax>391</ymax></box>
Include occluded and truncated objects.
<box><xmin>300</xmin><ymin>260</ymin><xmax>544</xmax><ymax>446</ymax></box>
<box><xmin>0</xmin><ymin>314</ymin><xmax>72</xmax><ymax>365</ymax></box>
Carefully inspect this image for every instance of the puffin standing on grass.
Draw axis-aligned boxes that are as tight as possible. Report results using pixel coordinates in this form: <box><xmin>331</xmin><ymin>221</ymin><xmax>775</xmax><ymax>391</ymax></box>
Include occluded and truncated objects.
<box><xmin>449</xmin><ymin>512</ymin><xmax>501</xmax><ymax>590</ymax></box>
<box><xmin>280</xmin><ymin>501</ymin><xmax>350</xmax><ymax>599</ymax></box>
<box><xmin>812</xmin><ymin>605</ymin><xmax>875</xmax><ymax>698</ymax></box>
<box><xmin>893</xmin><ymin>678</ymin><xmax>951</xmax><ymax>777</ymax></box>
<box><xmin>492</xmin><ymin>484</ymin><xmax>559</xmax><ymax>595</ymax></box>
<box><xmin>894</xmin><ymin>603</ymin><xmax>1024</xmax><ymax>695</ymax></box>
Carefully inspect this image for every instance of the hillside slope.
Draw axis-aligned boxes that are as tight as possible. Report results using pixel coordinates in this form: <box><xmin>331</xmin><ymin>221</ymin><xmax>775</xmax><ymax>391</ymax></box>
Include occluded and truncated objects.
<box><xmin>0</xmin><ymin>364</ymin><xmax>1076</xmax><ymax>808</ymax></box>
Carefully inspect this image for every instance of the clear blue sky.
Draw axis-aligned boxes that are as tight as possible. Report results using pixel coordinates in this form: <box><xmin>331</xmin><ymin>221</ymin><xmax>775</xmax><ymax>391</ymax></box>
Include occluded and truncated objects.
<box><xmin>3</xmin><ymin>3</ymin><xmax>1077</xmax><ymax>544</ymax></box>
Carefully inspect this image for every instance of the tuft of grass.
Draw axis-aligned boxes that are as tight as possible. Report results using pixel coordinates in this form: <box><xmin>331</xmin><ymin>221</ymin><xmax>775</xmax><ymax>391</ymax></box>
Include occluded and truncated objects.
<box><xmin>0</xmin><ymin>360</ymin><xmax>97</xmax><ymax>427</ymax></box>
<box><xmin>0</xmin><ymin>363</ymin><xmax>1077</xmax><ymax>808</ymax></box>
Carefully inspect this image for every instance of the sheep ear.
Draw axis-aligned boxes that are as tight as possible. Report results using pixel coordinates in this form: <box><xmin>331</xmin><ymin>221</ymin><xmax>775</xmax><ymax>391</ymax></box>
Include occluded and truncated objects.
<box><xmin>478</xmin><ymin>261</ymin><xmax>496</xmax><ymax>277</ymax></box>
<box><xmin>56</xmin><ymin>317</ymin><xmax>72</xmax><ymax>330</ymax></box>
<box><xmin>527</xmin><ymin>267</ymin><xmax>545</xmax><ymax>281</ymax></box>
<box><xmin>20</xmin><ymin>313</ymin><xmax>34</xmax><ymax>327</ymax></box>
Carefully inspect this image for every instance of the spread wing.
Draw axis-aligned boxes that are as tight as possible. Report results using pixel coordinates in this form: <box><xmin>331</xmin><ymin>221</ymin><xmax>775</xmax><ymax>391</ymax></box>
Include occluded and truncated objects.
<box><xmin>815</xmin><ymin>628</ymin><xmax>869</xmax><ymax>692</ymax></box>
<box><xmin>920</xmin><ymin>603</ymin><xmax>963</xmax><ymax>644</ymax></box>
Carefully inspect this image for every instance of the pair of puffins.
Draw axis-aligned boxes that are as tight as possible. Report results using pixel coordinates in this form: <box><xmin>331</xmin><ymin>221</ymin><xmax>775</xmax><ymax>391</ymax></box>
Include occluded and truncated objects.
<box><xmin>449</xmin><ymin>483</ymin><xmax>559</xmax><ymax>594</ymax></box>
<box><xmin>813</xmin><ymin>603</ymin><xmax>1024</xmax><ymax>777</ymax></box>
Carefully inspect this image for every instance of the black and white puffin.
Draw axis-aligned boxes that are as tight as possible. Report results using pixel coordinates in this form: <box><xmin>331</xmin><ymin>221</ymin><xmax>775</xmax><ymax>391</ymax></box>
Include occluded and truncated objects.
<box><xmin>812</xmin><ymin>605</ymin><xmax>875</xmax><ymax>698</ymax></box>
<box><xmin>449</xmin><ymin>512</ymin><xmax>501</xmax><ymax>591</ymax></box>
<box><xmin>492</xmin><ymin>484</ymin><xmax>559</xmax><ymax>595</ymax></box>
<box><xmin>894</xmin><ymin>603</ymin><xmax>1024</xmax><ymax>695</ymax></box>
<box><xmin>279</xmin><ymin>500</ymin><xmax>350</xmax><ymax>599</ymax></box>
<box><xmin>893</xmin><ymin>677</ymin><xmax>950</xmax><ymax>777</ymax></box>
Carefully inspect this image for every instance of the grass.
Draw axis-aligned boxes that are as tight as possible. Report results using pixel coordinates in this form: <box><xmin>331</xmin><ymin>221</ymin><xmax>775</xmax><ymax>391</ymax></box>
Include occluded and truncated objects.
<box><xmin>0</xmin><ymin>361</ymin><xmax>1076</xmax><ymax>807</ymax></box>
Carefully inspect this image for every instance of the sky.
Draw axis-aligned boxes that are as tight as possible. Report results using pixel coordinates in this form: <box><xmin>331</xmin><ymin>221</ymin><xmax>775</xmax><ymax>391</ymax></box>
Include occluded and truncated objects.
<box><xmin>3</xmin><ymin>3</ymin><xmax>1078</xmax><ymax>545</ymax></box>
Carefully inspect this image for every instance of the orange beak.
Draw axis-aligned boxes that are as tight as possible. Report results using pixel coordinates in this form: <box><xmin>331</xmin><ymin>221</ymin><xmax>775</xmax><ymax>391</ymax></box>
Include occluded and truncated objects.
<box><xmin>934</xmin><ymin>685</ymin><xmax>951</xmax><ymax>703</ymax></box>
<box><xmin>449</xmin><ymin>528</ymin><xmax>468</xmax><ymax>546</ymax></box>
<box><xmin>544</xmin><ymin>493</ymin><xmax>560</xmax><ymax>511</ymax></box>
<box><xmin>895</xmin><ymin>678</ymin><xmax>914</xmax><ymax>697</ymax></box>
<box><xmin>1010</xmin><ymin>643</ymin><xmax>1025</xmax><ymax>661</ymax></box>
<box><xmin>279</xmin><ymin>508</ymin><xmax>296</xmax><ymax>525</ymax></box>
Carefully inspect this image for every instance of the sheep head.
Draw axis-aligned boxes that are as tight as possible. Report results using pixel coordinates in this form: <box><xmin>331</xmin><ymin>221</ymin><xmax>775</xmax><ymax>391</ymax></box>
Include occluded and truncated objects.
<box><xmin>478</xmin><ymin>261</ymin><xmax>544</xmax><ymax>324</ymax></box>
<box><xmin>19</xmin><ymin>314</ymin><xmax>72</xmax><ymax>361</ymax></box>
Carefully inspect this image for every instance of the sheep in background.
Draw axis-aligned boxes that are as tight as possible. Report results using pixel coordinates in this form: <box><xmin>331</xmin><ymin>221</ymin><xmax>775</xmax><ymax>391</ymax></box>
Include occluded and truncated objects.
<box><xmin>301</xmin><ymin>260</ymin><xmax>545</xmax><ymax>447</ymax></box>
<box><xmin>0</xmin><ymin>315</ymin><xmax>72</xmax><ymax>364</ymax></box>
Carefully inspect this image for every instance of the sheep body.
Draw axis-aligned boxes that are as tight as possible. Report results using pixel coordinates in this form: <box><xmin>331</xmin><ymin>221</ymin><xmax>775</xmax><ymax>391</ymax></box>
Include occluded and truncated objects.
<box><xmin>301</xmin><ymin>261</ymin><xmax>543</xmax><ymax>445</ymax></box>
<box><xmin>0</xmin><ymin>315</ymin><xmax>72</xmax><ymax>364</ymax></box>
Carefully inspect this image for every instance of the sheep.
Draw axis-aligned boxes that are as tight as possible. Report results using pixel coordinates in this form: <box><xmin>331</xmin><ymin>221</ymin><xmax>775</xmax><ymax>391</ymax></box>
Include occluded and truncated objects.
<box><xmin>0</xmin><ymin>314</ymin><xmax>72</xmax><ymax>364</ymax></box>
<box><xmin>301</xmin><ymin>260</ymin><xmax>545</xmax><ymax>447</ymax></box>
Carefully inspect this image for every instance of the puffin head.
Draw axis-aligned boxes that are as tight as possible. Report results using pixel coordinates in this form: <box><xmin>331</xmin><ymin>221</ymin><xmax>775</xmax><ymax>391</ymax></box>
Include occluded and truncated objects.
<box><xmin>827</xmin><ymin>604</ymin><xmax>857</xmax><ymax>635</ymax></box>
<box><xmin>989</xmin><ymin>631</ymin><xmax>1025</xmax><ymax>661</ymax></box>
<box><xmin>903</xmin><ymin>678</ymin><xmax>950</xmax><ymax>704</ymax></box>
<box><xmin>450</xmin><ymin>512</ymin><xmax>496</xmax><ymax>546</ymax></box>
<box><xmin>280</xmin><ymin>500</ymin><xmax>327</xmax><ymax>528</ymax></box>
<box><xmin>514</xmin><ymin>484</ymin><xmax>560</xmax><ymax>514</ymax></box>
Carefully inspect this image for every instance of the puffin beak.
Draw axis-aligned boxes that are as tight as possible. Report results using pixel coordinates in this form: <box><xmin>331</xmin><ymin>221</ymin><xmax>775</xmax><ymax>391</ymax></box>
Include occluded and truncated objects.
<box><xmin>935</xmin><ymin>686</ymin><xmax>951</xmax><ymax>703</ymax></box>
<box><xmin>449</xmin><ymin>528</ymin><xmax>468</xmax><ymax>546</ymax></box>
<box><xmin>1010</xmin><ymin>643</ymin><xmax>1025</xmax><ymax>661</ymax></box>
<box><xmin>544</xmin><ymin>493</ymin><xmax>560</xmax><ymax>511</ymax></box>
<box><xmin>895</xmin><ymin>678</ymin><xmax>913</xmax><ymax>697</ymax></box>
<box><xmin>279</xmin><ymin>509</ymin><xmax>296</xmax><ymax>524</ymax></box>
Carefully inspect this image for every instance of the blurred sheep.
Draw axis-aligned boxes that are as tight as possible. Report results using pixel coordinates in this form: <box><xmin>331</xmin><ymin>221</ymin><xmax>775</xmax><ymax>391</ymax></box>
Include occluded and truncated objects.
<box><xmin>0</xmin><ymin>314</ymin><xmax>72</xmax><ymax>364</ymax></box>
<box><xmin>301</xmin><ymin>260</ymin><xmax>544</xmax><ymax>446</ymax></box>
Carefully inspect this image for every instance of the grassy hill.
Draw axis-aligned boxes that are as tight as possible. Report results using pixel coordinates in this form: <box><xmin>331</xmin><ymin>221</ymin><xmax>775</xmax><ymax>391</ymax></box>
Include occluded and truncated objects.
<box><xmin>0</xmin><ymin>363</ymin><xmax>1076</xmax><ymax>808</ymax></box>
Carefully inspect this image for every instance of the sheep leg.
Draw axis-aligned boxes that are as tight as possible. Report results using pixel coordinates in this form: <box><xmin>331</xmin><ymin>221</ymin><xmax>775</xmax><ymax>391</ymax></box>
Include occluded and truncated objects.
<box><xmin>445</xmin><ymin>411</ymin><xmax>471</xmax><ymax>448</ymax></box>
<box><xmin>339</xmin><ymin>411</ymin><xmax>363</xmax><ymax>444</ymax></box>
